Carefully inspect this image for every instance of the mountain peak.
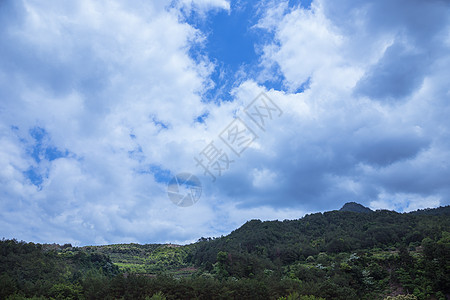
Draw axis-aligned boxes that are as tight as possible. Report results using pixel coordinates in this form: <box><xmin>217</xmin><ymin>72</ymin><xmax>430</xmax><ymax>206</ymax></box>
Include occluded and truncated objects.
<box><xmin>339</xmin><ymin>202</ymin><xmax>373</xmax><ymax>213</ymax></box>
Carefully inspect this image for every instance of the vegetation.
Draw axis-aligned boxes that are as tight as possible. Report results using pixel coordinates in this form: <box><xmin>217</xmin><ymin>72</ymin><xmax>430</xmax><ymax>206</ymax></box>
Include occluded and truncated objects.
<box><xmin>1</xmin><ymin>204</ymin><xmax>449</xmax><ymax>299</ymax></box>
<box><xmin>81</xmin><ymin>243</ymin><xmax>193</xmax><ymax>275</ymax></box>
<box><xmin>339</xmin><ymin>202</ymin><xmax>373</xmax><ymax>213</ymax></box>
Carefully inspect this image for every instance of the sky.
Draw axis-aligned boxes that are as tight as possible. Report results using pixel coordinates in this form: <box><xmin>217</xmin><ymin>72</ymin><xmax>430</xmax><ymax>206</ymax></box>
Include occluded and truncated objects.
<box><xmin>0</xmin><ymin>0</ymin><xmax>449</xmax><ymax>246</ymax></box>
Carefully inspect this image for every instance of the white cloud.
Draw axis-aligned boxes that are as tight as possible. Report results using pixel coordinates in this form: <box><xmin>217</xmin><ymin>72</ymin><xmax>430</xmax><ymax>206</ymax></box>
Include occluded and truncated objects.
<box><xmin>258</xmin><ymin>1</ymin><xmax>344</xmax><ymax>92</ymax></box>
<box><xmin>0</xmin><ymin>0</ymin><xmax>449</xmax><ymax>245</ymax></box>
<box><xmin>0</xmin><ymin>0</ymin><xmax>224</xmax><ymax>244</ymax></box>
<box><xmin>230</xmin><ymin>0</ymin><xmax>450</xmax><ymax>212</ymax></box>
<box><xmin>175</xmin><ymin>0</ymin><xmax>230</xmax><ymax>17</ymax></box>
<box><xmin>179</xmin><ymin>0</ymin><xmax>230</xmax><ymax>11</ymax></box>
<box><xmin>252</xmin><ymin>168</ymin><xmax>278</xmax><ymax>189</ymax></box>
<box><xmin>370</xmin><ymin>192</ymin><xmax>441</xmax><ymax>213</ymax></box>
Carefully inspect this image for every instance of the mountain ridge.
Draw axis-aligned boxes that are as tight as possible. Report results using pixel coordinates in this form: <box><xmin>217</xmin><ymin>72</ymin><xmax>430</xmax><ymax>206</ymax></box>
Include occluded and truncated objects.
<box><xmin>2</xmin><ymin>203</ymin><xmax>449</xmax><ymax>299</ymax></box>
<box><xmin>339</xmin><ymin>202</ymin><xmax>373</xmax><ymax>213</ymax></box>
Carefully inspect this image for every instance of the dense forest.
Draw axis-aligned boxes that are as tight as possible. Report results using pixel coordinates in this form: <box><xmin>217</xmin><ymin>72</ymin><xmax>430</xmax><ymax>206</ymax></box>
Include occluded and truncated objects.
<box><xmin>1</xmin><ymin>203</ymin><xmax>449</xmax><ymax>299</ymax></box>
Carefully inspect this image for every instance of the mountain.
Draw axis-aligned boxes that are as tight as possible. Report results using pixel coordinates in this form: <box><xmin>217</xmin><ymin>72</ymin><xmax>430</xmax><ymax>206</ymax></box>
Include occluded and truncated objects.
<box><xmin>1</xmin><ymin>205</ymin><xmax>449</xmax><ymax>300</ymax></box>
<box><xmin>339</xmin><ymin>202</ymin><xmax>373</xmax><ymax>213</ymax></box>
<box><xmin>190</xmin><ymin>205</ymin><xmax>449</xmax><ymax>268</ymax></box>
<box><xmin>409</xmin><ymin>205</ymin><xmax>450</xmax><ymax>216</ymax></box>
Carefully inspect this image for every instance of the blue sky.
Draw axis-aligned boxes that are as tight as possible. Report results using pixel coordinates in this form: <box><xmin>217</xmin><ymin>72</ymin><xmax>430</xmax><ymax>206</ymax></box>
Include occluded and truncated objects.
<box><xmin>0</xmin><ymin>0</ymin><xmax>449</xmax><ymax>246</ymax></box>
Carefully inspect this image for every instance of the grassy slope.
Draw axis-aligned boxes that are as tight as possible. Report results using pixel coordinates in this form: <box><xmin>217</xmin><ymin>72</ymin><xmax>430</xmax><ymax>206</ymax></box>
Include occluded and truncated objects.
<box><xmin>79</xmin><ymin>243</ymin><xmax>196</xmax><ymax>276</ymax></box>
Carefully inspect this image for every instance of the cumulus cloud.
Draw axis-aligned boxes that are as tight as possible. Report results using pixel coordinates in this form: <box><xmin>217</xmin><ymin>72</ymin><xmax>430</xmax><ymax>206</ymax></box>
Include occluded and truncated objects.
<box><xmin>222</xmin><ymin>0</ymin><xmax>450</xmax><ymax>212</ymax></box>
<box><xmin>0</xmin><ymin>0</ymin><xmax>225</xmax><ymax>245</ymax></box>
<box><xmin>370</xmin><ymin>192</ymin><xmax>441</xmax><ymax>213</ymax></box>
<box><xmin>354</xmin><ymin>41</ymin><xmax>429</xmax><ymax>101</ymax></box>
<box><xmin>0</xmin><ymin>0</ymin><xmax>449</xmax><ymax>245</ymax></box>
<box><xmin>177</xmin><ymin>0</ymin><xmax>230</xmax><ymax>14</ymax></box>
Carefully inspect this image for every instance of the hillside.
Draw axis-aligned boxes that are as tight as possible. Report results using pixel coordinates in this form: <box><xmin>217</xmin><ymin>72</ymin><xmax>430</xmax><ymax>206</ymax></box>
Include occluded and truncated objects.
<box><xmin>190</xmin><ymin>205</ymin><xmax>449</xmax><ymax>267</ymax></box>
<box><xmin>1</xmin><ymin>203</ymin><xmax>449</xmax><ymax>300</ymax></box>
<box><xmin>81</xmin><ymin>243</ymin><xmax>196</xmax><ymax>276</ymax></box>
<box><xmin>339</xmin><ymin>202</ymin><xmax>373</xmax><ymax>213</ymax></box>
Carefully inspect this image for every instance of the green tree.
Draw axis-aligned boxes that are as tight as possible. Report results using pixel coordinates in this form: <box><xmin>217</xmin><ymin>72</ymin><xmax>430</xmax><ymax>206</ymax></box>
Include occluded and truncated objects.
<box><xmin>384</xmin><ymin>295</ymin><xmax>418</xmax><ymax>300</ymax></box>
<box><xmin>146</xmin><ymin>291</ymin><xmax>166</xmax><ymax>300</ymax></box>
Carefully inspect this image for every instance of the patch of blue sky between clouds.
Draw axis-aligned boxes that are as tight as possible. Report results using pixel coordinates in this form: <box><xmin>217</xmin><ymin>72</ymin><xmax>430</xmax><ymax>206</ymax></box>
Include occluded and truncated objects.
<box><xmin>23</xmin><ymin>167</ymin><xmax>45</xmax><ymax>188</ymax></box>
<box><xmin>296</xmin><ymin>76</ymin><xmax>311</xmax><ymax>93</ymax></box>
<box><xmin>132</xmin><ymin>164</ymin><xmax>172</xmax><ymax>184</ymax></box>
<box><xmin>151</xmin><ymin>115</ymin><xmax>170</xmax><ymax>131</ymax></box>
<box><xmin>183</xmin><ymin>1</ymin><xmax>269</xmax><ymax>102</ymax></box>
<box><xmin>288</xmin><ymin>0</ymin><xmax>312</xmax><ymax>10</ymax></box>
<box><xmin>128</xmin><ymin>145</ymin><xmax>145</xmax><ymax>163</ymax></box>
<box><xmin>148</xmin><ymin>164</ymin><xmax>173</xmax><ymax>184</ymax></box>
<box><xmin>28</xmin><ymin>127</ymin><xmax>69</xmax><ymax>163</ymax></box>
<box><xmin>183</xmin><ymin>0</ymin><xmax>313</xmax><ymax>103</ymax></box>
<box><xmin>22</xmin><ymin>126</ymin><xmax>70</xmax><ymax>188</ymax></box>
<box><xmin>195</xmin><ymin>111</ymin><xmax>210</xmax><ymax>123</ymax></box>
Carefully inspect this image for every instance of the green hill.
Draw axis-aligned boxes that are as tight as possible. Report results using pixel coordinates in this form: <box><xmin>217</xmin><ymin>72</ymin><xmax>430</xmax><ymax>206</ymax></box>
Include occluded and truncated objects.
<box><xmin>81</xmin><ymin>243</ymin><xmax>195</xmax><ymax>276</ymax></box>
<box><xmin>190</xmin><ymin>205</ymin><xmax>449</xmax><ymax>268</ymax></box>
<box><xmin>339</xmin><ymin>202</ymin><xmax>373</xmax><ymax>213</ymax></box>
<box><xmin>1</xmin><ymin>204</ymin><xmax>449</xmax><ymax>299</ymax></box>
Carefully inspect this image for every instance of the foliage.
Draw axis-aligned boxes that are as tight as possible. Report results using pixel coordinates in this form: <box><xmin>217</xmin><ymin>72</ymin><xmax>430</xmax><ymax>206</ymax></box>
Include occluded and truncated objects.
<box><xmin>278</xmin><ymin>292</ymin><xmax>325</xmax><ymax>300</ymax></box>
<box><xmin>0</xmin><ymin>239</ymin><xmax>118</xmax><ymax>299</ymax></box>
<box><xmin>384</xmin><ymin>295</ymin><xmax>418</xmax><ymax>300</ymax></box>
<box><xmin>81</xmin><ymin>243</ymin><xmax>193</xmax><ymax>275</ymax></box>
<box><xmin>146</xmin><ymin>291</ymin><xmax>167</xmax><ymax>300</ymax></box>
<box><xmin>1</xmin><ymin>204</ymin><xmax>449</xmax><ymax>299</ymax></box>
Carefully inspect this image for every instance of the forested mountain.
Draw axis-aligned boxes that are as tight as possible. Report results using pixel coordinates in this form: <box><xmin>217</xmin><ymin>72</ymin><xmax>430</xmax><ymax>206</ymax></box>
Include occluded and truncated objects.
<box><xmin>339</xmin><ymin>202</ymin><xmax>373</xmax><ymax>213</ymax></box>
<box><xmin>191</xmin><ymin>204</ymin><xmax>449</xmax><ymax>267</ymax></box>
<box><xmin>1</xmin><ymin>203</ymin><xmax>449</xmax><ymax>300</ymax></box>
<box><xmin>409</xmin><ymin>206</ymin><xmax>450</xmax><ymax>216</ymax></box>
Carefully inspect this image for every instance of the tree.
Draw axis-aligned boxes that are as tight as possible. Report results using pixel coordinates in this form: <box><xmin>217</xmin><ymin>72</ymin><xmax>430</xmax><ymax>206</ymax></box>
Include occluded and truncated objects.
<box><xmin>384</xmin><ymin>295</ymin><xmax>418</xmax><ymax>300</ymax></box>
<box><xmin>146</xmin><ymin>291</ymin><xmax>166</xmax><ymax>300</ymax></box>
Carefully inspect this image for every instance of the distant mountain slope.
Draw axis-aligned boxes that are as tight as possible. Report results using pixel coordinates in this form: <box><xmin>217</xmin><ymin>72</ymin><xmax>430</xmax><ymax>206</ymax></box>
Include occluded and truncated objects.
<box><xmin>190</xmin><ymin>204</ymin><xmax>450</xmax><ymax>269</ymax></box>
<box><xmin>339</xmin><ymin>202</ymin><xmax>373</xmax><ymax>213</ymax></box>
<box><xmin>408</xmin><ymin>205</ymin><xmax>450</xmax><ymax>216</ymax></box>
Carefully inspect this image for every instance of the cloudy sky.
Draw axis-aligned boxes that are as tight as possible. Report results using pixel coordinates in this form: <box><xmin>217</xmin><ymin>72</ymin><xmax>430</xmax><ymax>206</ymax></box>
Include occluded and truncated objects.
<box><xmin>1</xmin><ymin>0</ymin><xmax>449</xmax><ymax>245</ymax></box>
